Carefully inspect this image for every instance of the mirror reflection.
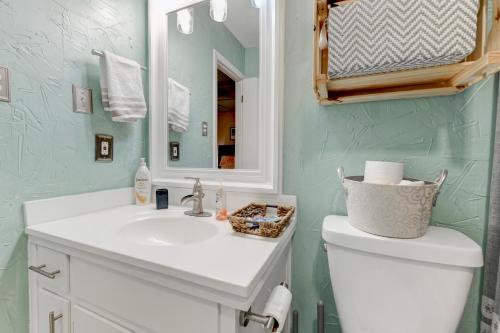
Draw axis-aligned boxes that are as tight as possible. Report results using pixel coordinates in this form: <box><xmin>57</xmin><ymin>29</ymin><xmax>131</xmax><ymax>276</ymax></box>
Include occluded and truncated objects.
<box><xmin>167</xmin><ymin>0</ymin><xmax>260</xmax><ymax>170</ymax></box>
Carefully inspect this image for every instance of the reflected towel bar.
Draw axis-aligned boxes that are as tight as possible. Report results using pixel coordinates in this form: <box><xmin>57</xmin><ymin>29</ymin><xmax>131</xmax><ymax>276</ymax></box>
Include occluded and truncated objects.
<box><xmin>91</xmin><ymin>49</ymin><xmax>147</xmax><ymax>71</ymax></box>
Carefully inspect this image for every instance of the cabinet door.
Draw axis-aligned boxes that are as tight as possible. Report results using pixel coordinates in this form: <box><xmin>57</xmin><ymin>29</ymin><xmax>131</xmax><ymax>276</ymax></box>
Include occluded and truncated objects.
<box><xmin>35</xmin><ymin>246</ymin><xmax>70</xmax><ymax>294</ymax></box>
<box><xmin>71</xmin><ymin>258</ymin><xmax>218</xmax><ymax>333</ymax></box>
<box><xmin>37</xmin><ymin>288</ymin><xmax>70</xmax><ymax>333</ymax></box>
<box><xmin>72</xmin><ymin>305</ymin><xmax>134</xmax><ymax>333</ymax></box>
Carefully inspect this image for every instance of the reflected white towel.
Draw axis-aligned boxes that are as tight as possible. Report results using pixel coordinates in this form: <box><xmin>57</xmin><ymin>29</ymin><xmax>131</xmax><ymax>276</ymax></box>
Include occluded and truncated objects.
<box><xmin>168</xmin><ymin>78</ymin><xmax>190</xmax><ymax>132</ymax></box>
<box><xmin>99</xmin><ymin>51</ymin><xmax>147</xmax><ymax>122</ymax></box>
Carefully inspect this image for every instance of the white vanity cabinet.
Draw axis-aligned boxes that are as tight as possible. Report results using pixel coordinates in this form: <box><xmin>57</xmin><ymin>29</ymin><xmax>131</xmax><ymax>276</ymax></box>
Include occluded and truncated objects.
<box><xmin>36</xmin><ymin>288</ymin><xmax>70</xmax><ymax>333</ymax></box>
<box><xmin>70</xmin><ymin>257</ymin><xmax>219</xmax><ymax>333</ymax></box>
<box><xmin>29</xmin><ymin>243</ymin><xmax>132</xmax><ymax>333</ymax></box>
<box><xmin>71</xmin><ymin>305</ymin><xmax>134</xmax><ymax>333</ymax></box>
<box><xmin>28</xmin><ymin>239</ymin><xmax>292</xmax><ymax>333</ymax></box>
<box><xmin>25</xmin><ymin>191</ymin><xmax>296</xmax><ymax>333</ymax></box>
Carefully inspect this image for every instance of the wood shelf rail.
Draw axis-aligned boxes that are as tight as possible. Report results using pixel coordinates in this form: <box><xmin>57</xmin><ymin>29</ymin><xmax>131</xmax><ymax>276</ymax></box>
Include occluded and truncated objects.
<box><xmin>313</xmin><ymin>0</ymin><xmax>500</xmax><ymax>105</ymax></box>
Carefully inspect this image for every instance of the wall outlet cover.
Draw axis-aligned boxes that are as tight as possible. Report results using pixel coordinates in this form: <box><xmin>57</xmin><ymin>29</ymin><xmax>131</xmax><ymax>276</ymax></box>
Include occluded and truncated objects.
<box><xmin>0</xmin><ymin>66</ymin><xmax>10</xmax><ymax>103</ymax></box>
<box><xmin>73</xmin><ymin>85</ymin><xmax>93</xmax><ymax>114</ymax></box>
<box><xmin>95</xmin><ymin>134</ymin><xmax>113</xmax><ymax>162</ymax></box>
<box><xmin>170</xmin><ymin>141</ymin><xmax>180</xmax><ymax>161</ymax></box>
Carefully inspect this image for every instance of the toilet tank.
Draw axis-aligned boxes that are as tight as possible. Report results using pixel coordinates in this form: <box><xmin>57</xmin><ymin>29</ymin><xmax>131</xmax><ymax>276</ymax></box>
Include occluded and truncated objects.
<box><xmin>322</xmin><ymin>215</ymin><xmax>483</xmax><ymax>333</ymax></box>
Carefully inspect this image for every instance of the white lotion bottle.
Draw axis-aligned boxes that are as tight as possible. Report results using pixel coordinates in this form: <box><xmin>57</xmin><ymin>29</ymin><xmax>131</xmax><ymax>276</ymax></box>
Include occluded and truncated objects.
<box><xmin>135</xmin><ymin>158</ymin><xmax>151</xmax><ymax>205</ymax></box>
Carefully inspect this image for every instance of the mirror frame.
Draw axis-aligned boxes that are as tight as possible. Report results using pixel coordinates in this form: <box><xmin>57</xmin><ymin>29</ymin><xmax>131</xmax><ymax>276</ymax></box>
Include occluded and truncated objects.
<box><xmin>149</xmin><ymin>0</ymin><xmax>284</xmax><ymax>193</ymax></box>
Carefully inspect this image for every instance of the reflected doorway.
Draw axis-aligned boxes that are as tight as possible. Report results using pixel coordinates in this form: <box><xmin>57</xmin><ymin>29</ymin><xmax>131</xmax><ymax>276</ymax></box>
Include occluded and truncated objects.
<box><xmin>217</xmin><ymin>69</ymin><xmax>237</xmax><ymax>169</ymax></box>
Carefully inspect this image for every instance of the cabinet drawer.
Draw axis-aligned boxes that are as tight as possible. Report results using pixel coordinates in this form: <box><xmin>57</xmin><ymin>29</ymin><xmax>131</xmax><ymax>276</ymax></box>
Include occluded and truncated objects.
<box><xmin>37</xmin><ymin>288</ymin><xmax>70</xmax><ymax>333</ymax></box>
<box><xmin>71</xmin><ymin>258</ymin><xmax>219</xmax><ymax>333</ymax></box>
<box><xmin>31</xmin><ymin>246</ymin><xmax>70</xmax><ymax>294</ymax></box>
<box><xmin>72</xmin><ymin>305</ymin><xmax>134</xmax><ymax>333</ymax></box>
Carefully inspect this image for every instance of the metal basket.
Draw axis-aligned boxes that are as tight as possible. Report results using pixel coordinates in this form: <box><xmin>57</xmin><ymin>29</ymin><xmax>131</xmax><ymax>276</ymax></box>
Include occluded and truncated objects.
<box><xmin>338</xmin><ymin>167</ymin><xmax>448</xmax><ymax>239</ymax></box>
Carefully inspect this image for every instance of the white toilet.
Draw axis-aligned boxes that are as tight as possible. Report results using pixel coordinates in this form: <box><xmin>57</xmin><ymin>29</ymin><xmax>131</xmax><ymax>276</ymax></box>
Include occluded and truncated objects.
<box><xmin>322</xmin><ymin>215</ymin><xmax>484</xmax><ymax>333</ymax></box>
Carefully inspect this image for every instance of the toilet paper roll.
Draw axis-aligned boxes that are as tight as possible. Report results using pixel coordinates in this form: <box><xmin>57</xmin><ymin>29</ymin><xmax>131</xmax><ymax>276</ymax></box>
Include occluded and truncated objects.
<box><xmin>263</xmin><ymin>285</ymin><xmax>292</xmax><ymax>333</ymax></box>
<box><xmin>364</xmin><ymin>161</ymin><xmax>404</xmax><ymax>185</ymax></box>
<box><xmin>399</xmin><ymin>180</ymin><xmax>425</xmax><ymax>186</ymax></box>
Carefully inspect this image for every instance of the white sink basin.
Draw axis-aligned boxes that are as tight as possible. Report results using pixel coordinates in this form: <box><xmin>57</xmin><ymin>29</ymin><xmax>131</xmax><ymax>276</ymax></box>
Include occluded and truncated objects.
<box><xmin>117</xmin><ymin>216</ymin><xmax>219</xmax><ymax>246</ymax></box>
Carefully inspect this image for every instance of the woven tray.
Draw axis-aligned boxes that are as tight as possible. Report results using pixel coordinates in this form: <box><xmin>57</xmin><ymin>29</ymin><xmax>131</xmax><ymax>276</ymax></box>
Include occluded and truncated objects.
<box><xmin>229</xmin><ymin>203</ymin><xmax>296</xmax><ymax>238</ymax></box>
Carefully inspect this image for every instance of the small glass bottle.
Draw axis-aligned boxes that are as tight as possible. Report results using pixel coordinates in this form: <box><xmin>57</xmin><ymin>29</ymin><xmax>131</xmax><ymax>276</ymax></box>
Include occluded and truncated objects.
<box><xmin>215</xmin><ymin>180</ymin><xmax>228</xmax><ymax>221</ymax></box>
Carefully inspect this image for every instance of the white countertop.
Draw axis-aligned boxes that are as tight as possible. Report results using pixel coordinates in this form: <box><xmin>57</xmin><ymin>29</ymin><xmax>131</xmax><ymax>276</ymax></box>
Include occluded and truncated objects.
<box><xmin>25</xmin><ymin>204</ymin><xmax>296</xmax><ymax>302</ymax></box>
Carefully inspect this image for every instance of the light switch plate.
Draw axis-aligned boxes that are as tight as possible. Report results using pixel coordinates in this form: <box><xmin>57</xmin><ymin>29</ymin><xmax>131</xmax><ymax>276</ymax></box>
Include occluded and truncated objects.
<box><xmin>202</xmin><ymin>122</ymin><xmax>208</xmax><ymax>136</ymax></box>
<box><xmin>0</xmin><ymin>66</ymin><xmax>10</xmax><ymax>103</ymax></box>
<box><xmin>95</xmin><ymin>134</ymin><xmax>113</xmax><ymax>162</ymax></box>
<box><xmin>72</xmin><ymin>85</ymin><xmax>93</xmax><ymax>114</ymax></box>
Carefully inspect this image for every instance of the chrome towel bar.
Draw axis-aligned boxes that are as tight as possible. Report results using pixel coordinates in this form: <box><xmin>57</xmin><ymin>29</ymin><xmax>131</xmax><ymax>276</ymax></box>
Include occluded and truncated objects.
<box><xmin>91</xmin><ymin>49</ymin><xmax>147</xmax><ymax>71</ymax></box>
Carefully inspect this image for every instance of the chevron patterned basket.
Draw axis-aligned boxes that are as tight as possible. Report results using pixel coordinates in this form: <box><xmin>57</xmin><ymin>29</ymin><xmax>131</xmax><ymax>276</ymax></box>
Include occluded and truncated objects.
<box><xmin>328</xmin><ymin>0</ymin><xmax>480</xmax><ymax>79</ymax></box>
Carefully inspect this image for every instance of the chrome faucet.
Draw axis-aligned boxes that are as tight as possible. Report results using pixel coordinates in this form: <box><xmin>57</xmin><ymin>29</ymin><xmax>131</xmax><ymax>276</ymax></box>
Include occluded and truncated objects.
<box><xmin>180</xmin><ymin>177</ymin><xmax>212</xmax><ymax>217</ymax></box>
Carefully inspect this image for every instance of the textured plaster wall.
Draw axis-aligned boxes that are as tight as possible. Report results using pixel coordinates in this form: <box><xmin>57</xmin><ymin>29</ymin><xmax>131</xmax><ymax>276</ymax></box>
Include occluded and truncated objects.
<box><xmin>0</xmin><ymin>0</ymin><xmax>148</xmax><ymax>332</ymax></box>
<box><xmin>168</xmin><ymin>2</ymin><xmax>246</xmax><ymax>168</ymax></box>
<box><xmin>245</xmin><ymin>47</ymin><xmax>260</xmax><ymax>78</ymax></box>
<box><xmin>0</xmin><ymin>0</ymin><xmax>497</xmax><ymax>332</ymax></box>
<box><xmin>283</xmin><ymin>1</ymin><xmax>498</xmax><ymax>333</ymax></box>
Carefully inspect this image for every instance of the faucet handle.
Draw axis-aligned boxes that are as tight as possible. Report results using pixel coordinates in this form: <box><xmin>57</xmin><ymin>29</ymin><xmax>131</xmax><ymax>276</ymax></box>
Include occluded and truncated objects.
<box><xmin>185</xmin><ymin>177</ymin><xmax>201</xmax><ymax>182</ymax></box>
<box><xmin>185</xmin><ymin>177</ymin><xmax>202</xmax><ymax>191</ymax></box>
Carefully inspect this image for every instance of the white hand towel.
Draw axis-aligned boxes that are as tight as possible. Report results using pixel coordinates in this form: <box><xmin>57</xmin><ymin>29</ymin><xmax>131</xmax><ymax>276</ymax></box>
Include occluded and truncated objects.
<box><xmin>99</xmin><ymin>51</ymin><xmax>147</xmax><ymax>122</ymax></box>
<box><xmin>168</xmin><ymin>78</ymin><xmax>190</xmax><ymax>133</ymax></box>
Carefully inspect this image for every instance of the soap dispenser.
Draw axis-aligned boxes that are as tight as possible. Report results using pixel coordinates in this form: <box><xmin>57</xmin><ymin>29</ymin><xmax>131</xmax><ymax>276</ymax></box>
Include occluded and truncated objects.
<box><xmin>135</xmin><ymin>158</ymin><xmax>151</xmax><ymax>205</ymax></box>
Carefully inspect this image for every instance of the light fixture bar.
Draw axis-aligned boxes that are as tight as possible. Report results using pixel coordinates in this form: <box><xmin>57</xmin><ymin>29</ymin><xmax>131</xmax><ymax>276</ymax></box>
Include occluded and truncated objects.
<box><xmin>210</xmin><ymin>0</ymin><xmax>227</xmax><ymax>22</ymax></box>
<box><xmin>177</xmin><ymin>7</ymin><xmax>194</xmax><ymax>35</ymax></box>
<box><xmin>250</xmin><ymin>0</ymin><xmax>263</xmax><ymax>8</ymax></box>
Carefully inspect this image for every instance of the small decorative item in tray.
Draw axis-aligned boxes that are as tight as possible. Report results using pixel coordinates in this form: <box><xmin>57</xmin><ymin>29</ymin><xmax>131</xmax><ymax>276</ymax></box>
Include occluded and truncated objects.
<box><xmin>228</xmin><ymin>203</ymin><xmax>296</xmax><ymax>238</ymax></box>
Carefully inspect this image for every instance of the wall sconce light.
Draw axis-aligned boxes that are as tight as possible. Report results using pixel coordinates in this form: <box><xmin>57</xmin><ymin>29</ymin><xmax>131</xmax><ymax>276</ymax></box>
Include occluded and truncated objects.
<box><xmin>177</xmin><ymin>7</ymin><xmax>194</xmax><ymax>35</ymax></box>
<box><xmin>250</xmin><ymin>0</ymin><xmax>263</xmax><ymax>8</ymax></box>
<box><xmin>210</xmin><ymin>0</ymin><xmax>227</xmax><ymax>22</ymax></box>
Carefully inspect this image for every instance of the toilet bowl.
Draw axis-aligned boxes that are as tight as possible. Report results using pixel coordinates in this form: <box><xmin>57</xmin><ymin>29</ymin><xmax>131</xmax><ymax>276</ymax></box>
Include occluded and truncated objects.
<box><xmin>322</xmin><ymin>215</ymin><xmax>483</xmax><ymax>333</ymax></box>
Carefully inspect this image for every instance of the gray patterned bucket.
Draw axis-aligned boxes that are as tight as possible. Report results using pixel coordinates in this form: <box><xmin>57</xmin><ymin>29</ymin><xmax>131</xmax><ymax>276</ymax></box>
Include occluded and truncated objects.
<box><xmin>338</xmin><ymin>167</ymin><xmax>448</xmax><ymax>239</ymax></box>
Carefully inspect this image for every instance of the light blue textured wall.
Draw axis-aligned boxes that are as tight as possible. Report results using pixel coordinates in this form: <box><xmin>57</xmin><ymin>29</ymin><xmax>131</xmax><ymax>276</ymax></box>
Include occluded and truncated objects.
<box><xmin>245</xmin><ymin>47</ymin><xmax>260</xmax><ymax>78</ymax></box>
<box><xmin>168</xmin><ymin>2</ymin><xmax>246</xmax><ymax>168</ymax></box>
<box><xmin>0</xmin><ymin>0</ymin><xmax>148</xmax><ymax>332</ymax></box>
<box><xmin>0</xmin><ymin>1</ymin><xmax>495</xmax><ymax>333</ymax></box>
<box><xmin>283</xmin><ymin>1</ymin><xmax>498</xmax><ymax>333</ymax></box>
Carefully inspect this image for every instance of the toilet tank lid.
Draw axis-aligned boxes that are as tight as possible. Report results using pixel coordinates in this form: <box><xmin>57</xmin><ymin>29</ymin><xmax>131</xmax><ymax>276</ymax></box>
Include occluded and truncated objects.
<box><xmin>322</xmin><ymin>215</ymin><xmax>483</xmax><ymax>268</ymax></box>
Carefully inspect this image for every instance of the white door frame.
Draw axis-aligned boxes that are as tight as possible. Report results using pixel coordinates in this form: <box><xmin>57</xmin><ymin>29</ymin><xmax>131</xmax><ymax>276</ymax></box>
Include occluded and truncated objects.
<box><xmin>212</xmin><ymin>50</ymin><xmax>245</xmax><ymax>168</ymax></box>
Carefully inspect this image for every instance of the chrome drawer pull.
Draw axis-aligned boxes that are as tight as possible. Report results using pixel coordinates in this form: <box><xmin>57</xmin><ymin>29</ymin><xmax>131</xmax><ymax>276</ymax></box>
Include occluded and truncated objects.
<box><xmin>49</xmin><ymin>311</ymin><xmax>63</xmax><ymax>333</ymax></box>
<box><xmin>28</xmin><ymin>264</ymin><xmax>61</xmax><ymax>279</ymax></box>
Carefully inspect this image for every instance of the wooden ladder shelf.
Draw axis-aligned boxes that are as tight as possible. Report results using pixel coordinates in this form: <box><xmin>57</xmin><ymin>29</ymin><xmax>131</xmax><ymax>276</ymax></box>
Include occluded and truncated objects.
<box><xmin>314</xmin><ymin>0</ymin><xmax>500</xmax><ymax>105</ymax></box>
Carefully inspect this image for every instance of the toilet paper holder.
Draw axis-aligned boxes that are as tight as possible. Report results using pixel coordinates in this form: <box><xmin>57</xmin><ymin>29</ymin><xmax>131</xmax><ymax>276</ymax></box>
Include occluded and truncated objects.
<box><xmin>239</xmin><ymin>282</ymin><xmax>289</xmax><ymax>332</ymax></box>
<box><xmin>239</xmin><ymin>308</ymin><xmax>276</xmax><ymax>332</ymax></box>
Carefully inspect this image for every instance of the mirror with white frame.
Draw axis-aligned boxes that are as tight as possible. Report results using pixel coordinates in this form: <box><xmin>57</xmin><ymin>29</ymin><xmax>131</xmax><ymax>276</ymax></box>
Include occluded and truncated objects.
<box><xmin>149</xmin><ymin>0</ymin><xmax>282</xmax><ymax>192</ymax></box>
<box><xmin>167</xmin><ymin>0</ymin><xmax>260</xmax><ymax>170</ymax></box>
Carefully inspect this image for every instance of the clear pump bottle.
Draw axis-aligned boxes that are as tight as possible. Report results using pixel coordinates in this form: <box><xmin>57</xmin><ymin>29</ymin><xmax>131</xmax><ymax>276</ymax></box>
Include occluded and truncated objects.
<box><xmin>215</xmin><ymin>180</ymin><xmax>228</xmax><ymax>220</ymax></box>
